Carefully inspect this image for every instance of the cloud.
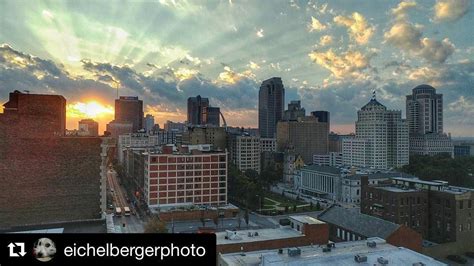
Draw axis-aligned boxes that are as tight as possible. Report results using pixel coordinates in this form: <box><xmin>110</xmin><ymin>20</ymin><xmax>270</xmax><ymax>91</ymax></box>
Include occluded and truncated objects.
<box><xmin>248</xmin><ymin>61</ymin><xmax>260</xmax><ymax>70</ymax></box>
<box><xmin>434</xmin><ymin>0</ymin><xmax>470</xmax><ymax>22</ymax></box>
<box><xmin>308</xmin><ymin>49</ymin><xmax>373</xmax><ymax>79</ymax></box>
<box><xmin>391</xmin><ymin>0</ymin><xmax>417</xmax><ymax>20</ymax></box>
<box><xmin>319</xmin><ymin>35</ymin><xmax>333</xmax><ymax>46</ymax></box>
<box><xmin>384</xmin><ymin>21</ymin><xmax>455</xmax><ymax>63</ymax></box>
<box><xmin>308</xmin><ymin>16</ymin><xmax>327</xmax><ymax>32</ymax></box>
<box><xmin>333</xmin><ymin>12</ymin><xmax>375</xmax><ymax>45</ymax></box>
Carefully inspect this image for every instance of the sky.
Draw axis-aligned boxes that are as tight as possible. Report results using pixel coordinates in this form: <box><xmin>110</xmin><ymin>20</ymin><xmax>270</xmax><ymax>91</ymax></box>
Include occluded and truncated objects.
<box><xmin>0</xmin><ymin>0</ymin><xmax>473</xmax><ymax>136</ymax></box>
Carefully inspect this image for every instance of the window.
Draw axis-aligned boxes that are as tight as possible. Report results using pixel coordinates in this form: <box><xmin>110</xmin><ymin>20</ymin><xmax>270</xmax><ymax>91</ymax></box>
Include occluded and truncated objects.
<box><xmin>469</xmin><ymin>200</ymin><xmax>472</xmax><ymax>209</ymax></box>
<box><xmin>445</xmin><ymin>200</ymin><xmax>450</xmax><ymax>208</ymax></box>
<box><xmin>460</xmin><ymin>201</ymin><xmax>464</xmax><ymax>209</ymax></box>
<box><xmin>447</xmin><ymin>223</ymin><xmax>451</xmax><ymax>232</ymax></box>
<box><xmin>459</xmin><ymin>224</ymin><xmax>463</xmax><ymax>232</ymax></box>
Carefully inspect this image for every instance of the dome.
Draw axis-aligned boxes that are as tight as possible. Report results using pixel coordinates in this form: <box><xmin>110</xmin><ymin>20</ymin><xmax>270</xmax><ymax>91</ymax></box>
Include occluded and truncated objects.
<box><xmin>413</xmin><ymin>84</ymin><xmax>436</xmax><ymax>94</ymax></box>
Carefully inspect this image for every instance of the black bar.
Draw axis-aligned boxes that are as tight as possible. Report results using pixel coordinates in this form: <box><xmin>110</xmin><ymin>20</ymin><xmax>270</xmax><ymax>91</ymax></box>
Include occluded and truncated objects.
<box><xmin>0</xmin><ymin>233</ymin><xmax>216</xmax><ymax>266</ymax></box>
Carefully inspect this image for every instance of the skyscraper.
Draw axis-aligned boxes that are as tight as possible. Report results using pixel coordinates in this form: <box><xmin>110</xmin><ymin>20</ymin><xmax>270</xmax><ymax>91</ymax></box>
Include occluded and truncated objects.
<box><xmin>115</xmin><ymin>96</ymin><xmax>143</xmax><ymax>132</ymax></box>
<box><xmin>283</xmin><ymin>100</ymin><xmax>305</xmax><ymax>121</ymax></box>
<box><xmin>144</xmin><ymin>114</ymin><xmax>155</xmax><ymax>133</ymax></box>
<box><xmin>406</xmin><ymin>85</ymin><xmax>453</xmax><ymax>157</ymax></box>
<box><xmin>187</xmin><ymin>95</ymin><xmax>210</xmax><ymax>126</ymax></box>
<box><xmin>406</xmin><ymin>84</ymin><xmax>443</xmax><ymax>135</ymax></box>
<box><xmin>259</xmin><ymin>77</ymin><xmax>285</xmax><ymax>138</ymax></box>
<box><xmin>207</xmin><ymin>106</ymin><xmax>221</xmax><ymax>127</ymax></box>
<box><xmin>343</xmin><ymin>93</ymin><xmax>409</xmax><ymax>169</ymax></box>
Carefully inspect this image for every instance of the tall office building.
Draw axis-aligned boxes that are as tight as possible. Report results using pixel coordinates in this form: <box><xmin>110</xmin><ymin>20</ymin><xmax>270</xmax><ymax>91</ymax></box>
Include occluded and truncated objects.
<box><xmin>277</xmin><ymin>116</ymin><xmax>329</xmax><ymax>164</ymax></box>
<box><xmin>406</xmin><ymin>85</ymin><xmax>453</xmax><ymax>157</ymax></box>
<box><xmin>259</xmin><ymin>77</ymin><xmax>285</xmax><ymax>138</ymax></box>
<box><xmin>187</xmin><ymin>95</ymin><xmax>209</xmax><ymax>126</ymax></box>
<box><xmin>343</xmin><ymin>93</ymin><xmax>409</xmax><ymax>169</ymax></box>
<box><xmin>207</xmin><ymin>107</ymin><xmax>221</xmax><ymax>127</ymax></box>
<box><xmin>78</xmin><ymin>119</ymin><xmax>99</xmax><ymax>136</ymax></box>
<box><xmin>406</xmin><ymin>84</ymin><xmax>443</xmax><ymax>135</ymax></box>
<box><xmin>283</xmin><ymin>100</ymin><xmax>305</xmax><ymax>121</ymax></box>
<box><xmin>115</xmin><ymin>96</ymin><xmax>144</xmax><ymax>132</ymax></box>
<box><xmin>144</xmin><ymin>114</ymin><xmax>155</xmax><ymax>133</ymax></box>
<box><xmin>311</xmin><ymin>111</ymin><xmax>330</xmax><ymax>123</ymax></box>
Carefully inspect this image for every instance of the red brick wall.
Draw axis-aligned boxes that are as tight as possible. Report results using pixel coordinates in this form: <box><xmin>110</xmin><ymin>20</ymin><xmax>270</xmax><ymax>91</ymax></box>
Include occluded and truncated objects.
<box><xmin>0</xmin><ymin>135</ymin><xmax>102</xmax><ymax>229</ymax></box>
<box><xmin>217</xmin><ymin>223</ymin><xmax>329</xmax><ymax>254</ymax></box>
<box><xmin>386</xmin><ymin>225</ymin><xmax>422</xmax><ymax>252</ymax></box>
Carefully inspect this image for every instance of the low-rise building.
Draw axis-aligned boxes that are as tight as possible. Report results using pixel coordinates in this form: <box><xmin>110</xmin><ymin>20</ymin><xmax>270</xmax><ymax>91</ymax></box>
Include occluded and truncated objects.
<box><xmin>298</xmin><ymin>165</ymin><xmax>342</xmax><ymax>201</ymax></box>
<box><xmin>361</xmin><ymin>177</ymin><xmax>474</xmax><ymax>246</ymax></box>
<box><xmin>409</xmin><ymin>133</ymin><xmax>454</xmax><ymax>158</ymax></box>
<box><xmin>318</xmin><ymin>205</ymin><xmax>422</xmax><ymax>252</ymax></box>
<box><xmin>216</xmin><ymin>215</ymin><xmax>328</xmax><ymax>254</ymax></box>
<box><xmin>218</xmin><ymin>237</ymin><xmax>445</xmax><ymax>266</ymax></box>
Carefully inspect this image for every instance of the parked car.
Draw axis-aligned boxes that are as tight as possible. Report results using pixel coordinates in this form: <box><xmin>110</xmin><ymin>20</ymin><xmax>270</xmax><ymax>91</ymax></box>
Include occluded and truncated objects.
<box><xmin>446</xmin><ymin>255</ymin><xmax>467</xmax><ymax>264</ymax></box>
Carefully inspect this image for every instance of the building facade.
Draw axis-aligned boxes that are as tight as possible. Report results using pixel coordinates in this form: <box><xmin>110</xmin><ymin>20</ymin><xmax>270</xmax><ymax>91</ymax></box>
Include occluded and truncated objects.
<box><xmin>143</xmin><ymin>145</ymin><xmax>227</xmax><ymax>208</ymax></box>
<box><xmin>182</xmin><ymin>126</ymin><xmax>226</xmax><ymax>151</ymax></box>
<box><xmin>164</xmin><ymin>120</ymin><xmax>187</xmax><ymax>133</ymax></box>
<box><xmin>313</xmin><ymin>152</ymin><xmax>343</xmax><ymax>167</ymax></box>
<box><xmin>283</xmin><ymin>100</ymin><xmax>305</xmax><ymax>121</ymax></box>
<box><xmin>406</xmin><ymin>85</ymin><xmax>453</xmax><ymax>157</ymax></box>
<box><xmin>361</xmin><ymin>177</ymin><xmax>474</xmax><ymax>244</ymax></box>
<box><xmin>258</xmin><ymin>77</ymin><xmax>285</xmax><ymax>138</ymax></box>
<box><xmin>187</xmin><ymin>95</ymin><xmax>209</xmax><ymax>126</ymax></box>
<box><xmin>298</xmin><ymin>165</ymin><xmax>342</xmax><ymax>201</ymax></box>
<box><xmin>277</xmin><ymin>116</ymin><xmax>329</xmax><ymax>164</ymax></box>
<box><xmin>144</xmin><ymin>114</ymin><xmax>155</xmax><ymax>133</ymax></box>
<box><xmin>115</xmin><ymin>96</ymin><xmax>143</xmax><ymax>132</ymax></box>
<box><xmin>342</xmin><ymin>95</ymin><xmax>409</xmax><ymax>169</ymax></box>
<box><xmin>207</xmin><ymin>106</ymin><xmax>220</xmax><ymax>127</ymax></box>
<box><xmin>79</xmin><ymin>118</ymin><xmax>99</xmax><ymax>136</ymax></box>
<box><xmin>228</xmin><ymin>135</ymin><xmax>261</xmax><ymax>173</ymax></box>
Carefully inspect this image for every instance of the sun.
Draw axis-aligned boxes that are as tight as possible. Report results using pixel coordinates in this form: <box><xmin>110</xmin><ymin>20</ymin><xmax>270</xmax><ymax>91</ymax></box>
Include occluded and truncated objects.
<box><xmin>67</xmin><ymin>101</ymin><xmax>114</xmax><ymax>119</ymax></box>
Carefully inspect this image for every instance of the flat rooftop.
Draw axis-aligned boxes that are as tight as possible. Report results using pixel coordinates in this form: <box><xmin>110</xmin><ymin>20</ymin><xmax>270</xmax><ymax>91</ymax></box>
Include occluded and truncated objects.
<box><xmin>220</xmin><ymin>237</ymin><xmax>446</xmax><ymax>266</ymax></box>
<box><xmin>216</xmin><ymin>227</ymin><xmax>303</xmax><ymax>245</ymax></box>
<box><xmin>289</xmin><ymin>215</ymin><xmax>325</xmax><ymax>225</ymax></box>
<box><xmin>378</xmin><ymin>186</ymin><xmax>420</xmax><ymax>193</ymax></box>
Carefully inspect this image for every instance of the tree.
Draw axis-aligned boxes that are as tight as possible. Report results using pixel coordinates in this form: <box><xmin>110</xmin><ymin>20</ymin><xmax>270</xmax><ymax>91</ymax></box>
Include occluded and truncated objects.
<box><xmin>144</xmin><ymin>216</ymin><xmax>168</xmax><ymax>233</ymax></box>
<box><xmin>316</xmin><ymin>202</ymin><xmax>321</xmax><ymax>211</ymax></box>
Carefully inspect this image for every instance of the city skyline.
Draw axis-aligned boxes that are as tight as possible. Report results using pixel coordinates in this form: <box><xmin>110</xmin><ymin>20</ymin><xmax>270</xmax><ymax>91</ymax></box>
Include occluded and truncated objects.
<box><xmin>0</xmin><ymin>0</ymin><xmax>473</xmax><ymax>136</ymax></box>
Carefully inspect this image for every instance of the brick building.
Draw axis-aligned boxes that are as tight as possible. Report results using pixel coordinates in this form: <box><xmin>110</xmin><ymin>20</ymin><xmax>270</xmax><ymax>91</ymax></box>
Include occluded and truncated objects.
<box><xmin>143</xmin><ymin>145</ymin><xmax>227</xmax><ymax>208</ymax></box>
<box><xmin>318</xmin><ymin>205</ymin><xmax>422</xmax><ymax>252</ymax></box>
<box><xmin>0</xmin><ymin>91</ymin><xmax>104</xmax><ymax>229</ymax></box>
<box><xmin>1</xmin><ymin>90</ymin><xmax>66</xmax><ymax>138</ymax></box>
<box><xmin>361</xmin><ymin>176</ymin><xmax>474</xmax><ymax>244</ymax></box>
<box><xmin>216</xmin><ymin>216</ymin><xmax>328</xmax><ymax>254</ymax></box>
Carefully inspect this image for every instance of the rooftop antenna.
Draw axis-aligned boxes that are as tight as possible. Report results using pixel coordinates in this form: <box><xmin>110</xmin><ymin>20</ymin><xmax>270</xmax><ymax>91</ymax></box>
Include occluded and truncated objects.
<box><xmin>372</xmin><ymin>90</ymin><xmax>376</xmax><ymax>100</ymax></box>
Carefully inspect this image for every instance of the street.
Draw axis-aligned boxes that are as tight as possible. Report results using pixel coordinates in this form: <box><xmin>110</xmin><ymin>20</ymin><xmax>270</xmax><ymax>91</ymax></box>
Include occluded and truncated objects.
<box><xmin>108</xmin><ymin>168</ymin><xmax>144</xmax><ymax>233</ymax></box>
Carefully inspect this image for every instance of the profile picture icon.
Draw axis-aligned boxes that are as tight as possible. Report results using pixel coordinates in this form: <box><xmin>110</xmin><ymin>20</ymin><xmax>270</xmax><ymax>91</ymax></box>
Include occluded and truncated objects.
<box><xmin>33</xmin><ymin>238</ymin><xmax>56</xmax><ymax>262</ymax></box>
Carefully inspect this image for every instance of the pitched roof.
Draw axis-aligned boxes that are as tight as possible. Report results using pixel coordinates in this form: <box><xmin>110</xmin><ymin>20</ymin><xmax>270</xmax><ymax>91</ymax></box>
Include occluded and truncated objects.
<box><xmin>318</xmin><ymin>205</ymin><xmax>400</xmax><ymax>239</ymax></box>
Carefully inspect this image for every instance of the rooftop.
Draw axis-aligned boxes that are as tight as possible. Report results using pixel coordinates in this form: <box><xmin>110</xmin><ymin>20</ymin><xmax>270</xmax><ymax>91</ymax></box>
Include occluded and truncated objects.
<box><xmin>300</xmin><ymin>165</ymin><xmax>341</xmax><ymax>175</ymax></box>
<box><xmin>344</xmin><ymin>172</ymin><xmax>416</xmax><ymax>180</ymax></box>
<box><xmin>378</xmin><ymin>186</ymin><xmax>420</xmax><ymax>193</ymax></box>
<box><xmin>216</xmin><ymin>227</ymin><xmax>303</xmax><ymax>245</ymax></box>
<box><xmin>219</xmin><ymin>237</ymin><xmax>445</xmax><ymax>266</ymax></box>
<box><xmin>318</xmin><ymin>206</ymin><xmax>400</xmax><ymax>239</ymax></box>
<box><xmin>289</xmin><ymin>215</ymin><xmax>325</xmax><ymax>225</ymax></box>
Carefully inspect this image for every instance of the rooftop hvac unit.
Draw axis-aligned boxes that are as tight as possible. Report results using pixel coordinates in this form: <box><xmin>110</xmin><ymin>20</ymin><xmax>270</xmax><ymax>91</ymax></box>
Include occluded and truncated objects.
<box><xmin>354</xmin><ymin>254</ymin><xmax>368</xmax><ymax>263</ymax></box>
<box><xmin>278</xmin><ymin>249</ymin><xmax>283</xmax><ymax>254</ymax></box>
<box><xmin>287</xmin><ymin>247</ymin><xmax>301</xmax><ymax>257</ymax></box>
<box><xmin>367</xmin><ymin>241</ymin><xmax>377</xmax><ymax>248</ymax></box>
<box><xmin>377</xmin><ymin>257</ymin><xmax>389</xmax><ymax>265</ymax></box>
